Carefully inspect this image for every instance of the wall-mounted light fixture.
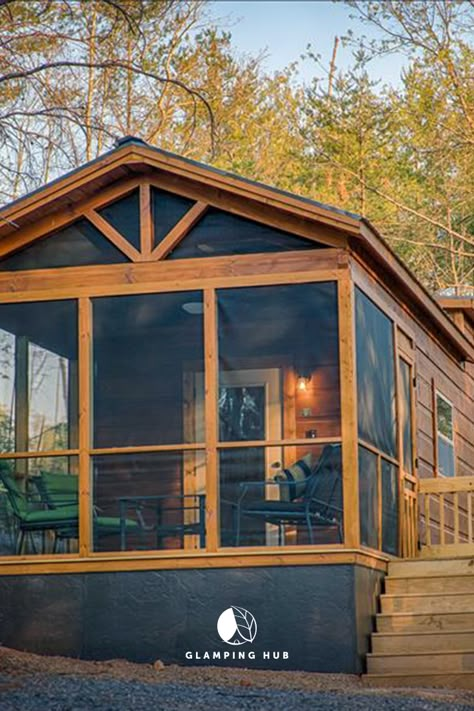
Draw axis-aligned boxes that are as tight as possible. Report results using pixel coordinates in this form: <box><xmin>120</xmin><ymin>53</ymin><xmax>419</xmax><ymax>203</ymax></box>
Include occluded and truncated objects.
<box><xmin>296</xmin><ymin>373</ymin><xmax>312</xmax><ymax>392</ymax></box>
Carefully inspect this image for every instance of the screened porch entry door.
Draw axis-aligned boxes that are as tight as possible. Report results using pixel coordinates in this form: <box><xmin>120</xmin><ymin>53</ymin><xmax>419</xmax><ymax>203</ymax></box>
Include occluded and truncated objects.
<box><xmin>188</xmin><ymin>368</ymin><xmax>283</xmax><ymax>546</ymax></box>
<box><xmin>397</xmin><ymin>330</ymin><xmax>418</xmax><ymax>557</ymax></box>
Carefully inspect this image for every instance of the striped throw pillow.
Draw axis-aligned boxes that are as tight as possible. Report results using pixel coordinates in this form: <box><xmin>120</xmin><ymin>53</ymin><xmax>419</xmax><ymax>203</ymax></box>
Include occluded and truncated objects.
<box><xmin>274</xmin><ymin>454</ymin><xmax>313</xmax><ymax>502</ymax></box>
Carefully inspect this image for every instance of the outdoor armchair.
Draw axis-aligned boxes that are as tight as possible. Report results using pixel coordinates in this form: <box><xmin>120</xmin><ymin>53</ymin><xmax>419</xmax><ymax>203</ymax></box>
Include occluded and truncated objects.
<box><xmin>235</xmin><ymin>444</ymin><xmax>343</xmax><ymax>546</ymax></box>
<box><xmin>0</xmin><ymin>464</ymin><xmax>78</xmax><ymax>554</ymax></box>
<box><xmin>37</xmin><ymin>471</ymin><xmax>140</xmax><ymax>552</ymax></box>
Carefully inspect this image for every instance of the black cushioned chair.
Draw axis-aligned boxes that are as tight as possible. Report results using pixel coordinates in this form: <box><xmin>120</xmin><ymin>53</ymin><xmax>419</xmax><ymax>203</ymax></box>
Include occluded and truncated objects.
<box><xmin>235</xmin><ymin>444</ymin><xmax>343</xmax><ymax>545</ymax></box>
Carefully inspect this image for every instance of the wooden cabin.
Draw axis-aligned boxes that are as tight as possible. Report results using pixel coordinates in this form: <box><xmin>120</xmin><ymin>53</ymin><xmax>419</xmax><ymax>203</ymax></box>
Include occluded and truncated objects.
<box><xmin>0</xmin><ymin>136</ymin><xmax>472</xmax><ymax>677</ymax></box>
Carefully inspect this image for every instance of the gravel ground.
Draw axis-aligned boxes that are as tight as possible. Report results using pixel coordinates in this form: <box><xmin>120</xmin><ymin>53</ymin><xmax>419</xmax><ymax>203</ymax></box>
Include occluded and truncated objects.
<box><xmin>1</xmin><ymin>647</ymin><xmax>474</xmax><ymax>711</ymax></box>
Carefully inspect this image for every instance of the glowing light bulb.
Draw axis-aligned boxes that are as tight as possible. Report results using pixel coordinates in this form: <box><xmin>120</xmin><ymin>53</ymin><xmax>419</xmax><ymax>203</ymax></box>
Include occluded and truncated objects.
<box><xmin>296</xmin><ymin>375</ymin><xmax>311</xmax><ymax>392</ymax></box>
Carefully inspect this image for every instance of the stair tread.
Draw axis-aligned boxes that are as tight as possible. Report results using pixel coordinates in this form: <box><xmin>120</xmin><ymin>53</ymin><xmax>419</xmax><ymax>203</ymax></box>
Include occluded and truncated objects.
<box><xmin>381</xmin><ymin>591</ymin><xmax>474</xmax><ymax>598</ymax></box>
<box><xmin>388</xmin><ymin>573</ymin><xmax>474</xmax><ymax>580</ymax></box>
<box><xmin>366</xmin><ymin>671</ymin><xmax>474</xmax><ymax>677</ymax></box>
<box><xmin>368</xmin><ymin>649</ymin><xmax>474</xmax><ymax>657</ymax></box>
<box><xmin>377</xmin><ymin>610</ymin><xmax>474</xmax><ymax>616</ymax></box>
<box><xmin>373</xmin><ymin>629</ymin><xmax>474</xmax><ymax>637</ymax></box>
<box><xmin>390</xmin><ymin>556</ymin><xmax>474</xmax><ymax>562</ymax></box>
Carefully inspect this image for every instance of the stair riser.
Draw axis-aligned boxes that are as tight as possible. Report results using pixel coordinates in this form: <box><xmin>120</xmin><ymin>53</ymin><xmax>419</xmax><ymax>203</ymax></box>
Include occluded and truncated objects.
<box><xmin>381</xmin><ymin>594</ymin><xmax>474</xmax><ymax>614</ymax></box>
<box><xmin>364</xmin><ymin>674</ymin><xmax>474</xmax><ymax>690</ymax></box>
<box><xmin>372</xmin><ymin>631</ymin><xmax>474</xmax><ymax>654</ymax></box>
<box><xmin>388</xmin><ymin>558</ymin><xmax>474</xmax><ymax>578</ymax></box>
<box><xmin>368</xmin><ymin>652</ymin><xmax>474</xmax><ymax>674</ymax></box>
<box><xmin>386</xmin><ymin>577</ymin><xmax>474</xmax><ymax>594</ymax></box>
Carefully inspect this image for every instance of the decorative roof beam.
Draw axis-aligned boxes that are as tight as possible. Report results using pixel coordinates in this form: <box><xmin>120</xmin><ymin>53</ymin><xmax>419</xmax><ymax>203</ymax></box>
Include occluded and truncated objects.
<box><xmin>152</xmin><ymin>201</ymin><xmax>208</xmax><ymax>260</ymax></box>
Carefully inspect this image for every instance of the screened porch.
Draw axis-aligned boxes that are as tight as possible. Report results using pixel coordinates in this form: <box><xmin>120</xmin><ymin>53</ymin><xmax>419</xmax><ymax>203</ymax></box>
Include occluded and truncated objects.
<box><xmin>0</xmin><ymin>275</ymin><xmax>407</xmax><ymax>559</ymax></box>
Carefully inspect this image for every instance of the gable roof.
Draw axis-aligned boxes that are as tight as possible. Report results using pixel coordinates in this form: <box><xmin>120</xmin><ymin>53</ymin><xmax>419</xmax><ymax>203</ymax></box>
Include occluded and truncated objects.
<box><xmin>0</xmin><ymin>136</ymin><xmax>472</xmax><ymax>362</ymax></box>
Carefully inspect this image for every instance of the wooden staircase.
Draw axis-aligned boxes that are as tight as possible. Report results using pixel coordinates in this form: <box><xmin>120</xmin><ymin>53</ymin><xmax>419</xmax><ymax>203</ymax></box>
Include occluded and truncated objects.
<box><xmin>365</xmin><ymin>556</ymin><xmax>474</xmax><ymax>689</ymax></box>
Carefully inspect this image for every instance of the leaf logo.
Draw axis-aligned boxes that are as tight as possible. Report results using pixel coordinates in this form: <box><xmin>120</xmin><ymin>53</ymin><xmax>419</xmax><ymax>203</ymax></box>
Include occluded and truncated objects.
<box><xmin>217</xmin><ymin>606</ymin><xmax>258</xmax><ymax>645</ymax></box>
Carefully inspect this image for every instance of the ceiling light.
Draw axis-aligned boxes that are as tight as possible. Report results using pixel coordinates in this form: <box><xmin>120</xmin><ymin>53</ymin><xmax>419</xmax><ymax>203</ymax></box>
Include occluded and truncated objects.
<box><xmin>182</xmin><ymin>302</ymin><xmax>204</xmax><ymax>315</ymax></box>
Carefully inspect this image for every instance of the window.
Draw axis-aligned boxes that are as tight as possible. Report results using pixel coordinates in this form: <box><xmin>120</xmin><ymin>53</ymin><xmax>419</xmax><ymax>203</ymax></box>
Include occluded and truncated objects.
<box><xmin>358</xmin><ymin>446</ymin><xmax>378</xmax><ymax>549</ymax></box>
<box><xmin>167</xmin><ymin>208</ymin><xmax>325</xmax><ymax>259</ymax></box>
<box><xmin>0</xmin><ymin>300</ymin><xmax>78</xmax><ymax>453</ymax></box>
<box><xmin>0</xmin><ymin>456</ymin><xmax>78</xmax><ymax>556</ymax></box>
<box><xmin>355</xmin><ymin>289</ymin><xmax>398</xmax><ymax>553</ymax></box>
<box><xmin>152</xmin><ymin>187</ymin><xmax>195</xmax><ymax>249</ymax></box>
<box><xmin>0</xmin><ymin>219</ymin><xmax>129</xmax><ymax>271</ymax></box>
<box><xmin>92</xmin><ymin>291</ymin><xmax>205</xmax><ymax>447</ymax></box>
<box><xmin>355</xmin><ymin>288</ymin><xmax>397</xmax><ymax>458</ymax></box>
<box><xmin>0</xmin><ymin>299</ymin><xmax>78</xmax><ymax>557</ymax></box>
<box><xmin>216</xmin><ymin>282</ymin><xmax>342</xmax><ymax>547</ymax></box>
<box><xmin>91</xmin><ymin>291</ymin><xmax>206</xmax><ymax>553</ymax></box>
<box><xmin>92</xmin><ymin>451</ymin><xmax>206</xmax><ymax>553</ymax></box>
<box><xmin>98</xmin><ymin>190</ymin><xmax>141</xmax><ymax>250</ymax></box>
<box><xmin>436</xmin><ymin>392</ymin><xmax>455</xmax><ymax>477</ymax></box>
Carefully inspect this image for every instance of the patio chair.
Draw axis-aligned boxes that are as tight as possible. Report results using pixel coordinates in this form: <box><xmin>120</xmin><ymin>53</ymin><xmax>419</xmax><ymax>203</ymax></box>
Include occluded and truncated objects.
<box><xmin>36</xmin><ymin>471</ymin><xmax>141</xmax><ymax>552</ymax></box>
<box><xmin>235</xmin><ymin>444</ymin><xmax>343</xmax><ymax>545</ymax></box>
<box><xmin>0</xmin><ymin>463</ymin><xmax>78</xmax><ymax>554</ymax></box>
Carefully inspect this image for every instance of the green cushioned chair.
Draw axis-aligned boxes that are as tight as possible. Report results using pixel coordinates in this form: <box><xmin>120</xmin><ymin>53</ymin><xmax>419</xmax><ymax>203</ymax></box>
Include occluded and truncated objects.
<box><xmin>0</xmin><ymin>463</ymin><xmax>79</xmax><ymax>554</ymax></box>
<box><xmin>37</xmin><ymin>471</ymin><xmax>140</xmax><ymax>552</ymax></box>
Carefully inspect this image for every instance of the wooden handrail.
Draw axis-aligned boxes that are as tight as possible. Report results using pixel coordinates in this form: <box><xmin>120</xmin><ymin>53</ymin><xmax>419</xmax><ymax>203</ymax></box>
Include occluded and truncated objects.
<box><xmin>419</xmin><ymin>476</ymin><xmax>474</xmax><ymax>494</ymax></box>
<box><xmin>419</xmin><ymin>476</ymin><xmax>474</xmax><ymax>555</ymax></box>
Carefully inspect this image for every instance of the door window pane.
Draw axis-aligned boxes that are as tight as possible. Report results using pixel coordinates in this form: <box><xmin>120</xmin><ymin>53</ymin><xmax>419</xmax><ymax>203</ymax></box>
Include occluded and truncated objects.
<box><xmin>92</xmin><ymin>450</ymin><xmax>206</xmax><ymax>552</ymax></box>
<box><xmin>168</xmin><ymin>208</ymin><xmax>324</xmax><ymax>259</ymax></box>
<box><xmin>219</xmin><ymin>443</ymin><xmax>343</xmax><ymax>547</ymax></box>
<box><xmin>0</xmin><ymin>300</ymin><xmax>78</xmax><ymax>452</ymax></box>
<box><xmin>381</xmin><ymin>460</ymin><xmax>398</xmax><ymax>555</ymax></box>
<box><xmin>98</xmin><ymin>190</ymin><xmax>141</xmax><ymax>250</ymax></box>
<box><xmin>399</xmin><ymin>359</ymin><xmax>413</xmax><ymax>475</ymax></box>
<box><xmin>217</xmin><ymin>283</ymin><xmax>340</xmax><ymax>442</ymax></box>
<box><xmin>0</xmin><ymin>219</ymin><xmax>129</xmax><ymax>271</ymax></box>
<box><xmin>356</xmin><ymin>289</ymin><xmax>397</xmax><ymax>457</ymax></box>
<box><xmin>92</xmin><ymin>292</ymin><xmax>204</xmax><ymax>447</ymax></box>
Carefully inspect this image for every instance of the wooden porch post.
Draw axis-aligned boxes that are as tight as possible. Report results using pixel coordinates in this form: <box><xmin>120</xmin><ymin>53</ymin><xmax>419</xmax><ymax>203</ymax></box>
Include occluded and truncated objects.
<box><xmin>78</xmin><ymin>298</ymin><xmax>92</xmax><ymax>557</ymax></box>
<box><xmin>204</xmin><ymin>288</ymin><xmax>219</xmax><ymax>551</ymax></box>
<box><xmin>338</xmin><ymin>272</ymin><xmax>360</xmax><ymax>548</ymax></box>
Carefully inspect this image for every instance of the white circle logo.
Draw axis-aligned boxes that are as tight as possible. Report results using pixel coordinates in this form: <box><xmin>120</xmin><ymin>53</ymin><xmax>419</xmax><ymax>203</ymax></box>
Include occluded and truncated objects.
<box><xmin>217</xmin><ymin>606</ymin><xmax>257</xmax><ymax>645</ymax></box>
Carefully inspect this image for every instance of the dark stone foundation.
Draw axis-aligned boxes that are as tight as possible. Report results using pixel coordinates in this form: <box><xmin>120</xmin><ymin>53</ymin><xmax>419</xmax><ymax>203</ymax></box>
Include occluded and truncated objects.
<box><xmin>0</xmin><ymin>564</ymin><xmax>384</xmax><ymax>673</ymax></box>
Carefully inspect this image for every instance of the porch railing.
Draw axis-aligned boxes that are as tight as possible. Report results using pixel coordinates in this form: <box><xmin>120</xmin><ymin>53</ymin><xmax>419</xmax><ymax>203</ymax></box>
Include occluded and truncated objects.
<box><xmin>418</xmin><ymin>476</ymin><xmax>474</xmax><ymax>557</ymax></box>
<box><xmin>401</xmin><ymin>485</ymin><xmax>418</xmax><ymax>558</ymax></box>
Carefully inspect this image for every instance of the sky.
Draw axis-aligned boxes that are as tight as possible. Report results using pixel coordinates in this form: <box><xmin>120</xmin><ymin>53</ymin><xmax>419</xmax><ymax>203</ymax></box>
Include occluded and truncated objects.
<box><xmin>208</xmin><ymin>0</ymin><xmax>407</xmax><ymax>87</ymax></box>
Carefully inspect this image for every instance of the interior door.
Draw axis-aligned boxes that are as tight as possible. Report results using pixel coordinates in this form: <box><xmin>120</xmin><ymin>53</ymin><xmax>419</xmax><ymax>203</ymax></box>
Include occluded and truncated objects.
<box><xmin>188</xmin><ymin>368</ymin><xmax>282</xmax><ymax>546</ymax></box>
